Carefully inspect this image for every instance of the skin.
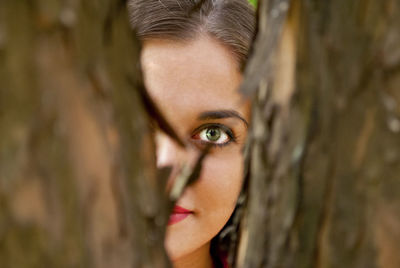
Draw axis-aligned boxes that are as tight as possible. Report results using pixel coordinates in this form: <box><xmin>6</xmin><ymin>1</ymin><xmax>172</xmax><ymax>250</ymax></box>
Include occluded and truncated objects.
<box><xmin>141</xmin><ymin>34</ymin><xmax>250</xmax><ymax>268</ymax></box>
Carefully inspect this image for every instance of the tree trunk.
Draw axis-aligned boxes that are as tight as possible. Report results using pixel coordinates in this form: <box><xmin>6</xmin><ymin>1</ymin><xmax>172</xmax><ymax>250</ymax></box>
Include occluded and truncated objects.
<box><xmin>2</xmin><ymin>0</ymin><xmax>400</xmax><ymax>268</ymax></box>
<box><xmin>239</xmin><ymin>0</ymin><xmax>400</xmax><ymax>267</ymax></box>
<box><xmin>0</xmin><ymin>0</ymin><xmax>169</xmax><ymax>267</ymax></box>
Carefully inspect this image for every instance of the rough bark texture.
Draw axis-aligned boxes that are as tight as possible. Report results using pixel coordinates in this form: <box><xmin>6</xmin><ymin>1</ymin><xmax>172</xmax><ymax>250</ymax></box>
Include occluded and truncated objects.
<box><xmin>0</xmin><ymin>1</ymin><xmax>169</xmax><ymax>267</ymax></box>
<box><xmin>239</xmin><ymin>0</ymin><xmax>400</xmax><ymax>267</ymax></box>
<box><xmin>2</xmin><ymin>0</ymin><xmax>400</xmax><ymax>268</ymax></box>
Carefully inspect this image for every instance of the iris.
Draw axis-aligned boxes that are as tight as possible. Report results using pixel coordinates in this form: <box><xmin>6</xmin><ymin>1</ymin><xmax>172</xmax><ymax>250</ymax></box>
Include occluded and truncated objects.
<box><xmin>206</xmin><ymin>128</ymin><xmax>221</xmax><ymax>142</ymax></box>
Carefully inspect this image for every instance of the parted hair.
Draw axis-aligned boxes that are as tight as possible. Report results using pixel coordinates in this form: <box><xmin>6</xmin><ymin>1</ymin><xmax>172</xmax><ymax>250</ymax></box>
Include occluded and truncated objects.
<box><xmin>128</xmin><ymin>0</ymin><xmax>255</xmax><ymax>67</ymax></box>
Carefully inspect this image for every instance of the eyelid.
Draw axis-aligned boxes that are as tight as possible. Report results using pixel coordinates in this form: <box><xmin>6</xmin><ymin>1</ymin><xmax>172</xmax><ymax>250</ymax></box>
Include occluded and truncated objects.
<box><xmin>191</xmin><ymin>123</ymin><xmax>233</xmax><ymax>137</ymax></box>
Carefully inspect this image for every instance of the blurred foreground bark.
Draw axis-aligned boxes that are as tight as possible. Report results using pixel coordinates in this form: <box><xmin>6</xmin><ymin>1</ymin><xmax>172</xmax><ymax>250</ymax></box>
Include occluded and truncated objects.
<box><xmin>0</xmin><ymin>0</ymin><xmax>169</xmax><ymax>267</ymax></box>
<box><xmin>2</xmin><ymin>0</ymin><xmax>400</xmax><ymax>268</ymax></box>
<box><xmin>239</xmin><ymin>0</ymin><xmax>400</xmax><ymax>267</ymax></box>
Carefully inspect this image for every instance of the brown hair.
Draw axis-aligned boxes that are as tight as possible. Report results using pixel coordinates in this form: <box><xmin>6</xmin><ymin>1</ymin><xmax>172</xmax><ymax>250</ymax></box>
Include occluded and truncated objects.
<box><xmin>128</xmin><ymin>0</ymin><xmax>255</xmax><ymax>67</ymax></box>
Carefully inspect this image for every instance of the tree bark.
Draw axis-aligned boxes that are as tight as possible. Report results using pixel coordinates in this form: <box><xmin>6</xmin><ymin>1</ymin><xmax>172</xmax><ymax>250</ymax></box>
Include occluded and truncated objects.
<box><xmin>239</xmin><ymin>0</ymin><xmax>400</xmax><ymax>267</ymax></box>
<box><xmin>2</xmin><ymin>0</ymin><xmax>400</xmax><ymax>268</ymax></box>
<box><xmin>0</xmin><ymin>0</ymin><xmax>169</xmax><ymax>267</ymax></box>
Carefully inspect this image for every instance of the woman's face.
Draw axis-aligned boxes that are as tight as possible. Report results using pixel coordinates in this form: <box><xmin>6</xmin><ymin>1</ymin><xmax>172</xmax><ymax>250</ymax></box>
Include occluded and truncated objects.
<box><xmin>141</xmin><ymin>35</ymin><xmax>250</xmax><ymax>262</ymax></box>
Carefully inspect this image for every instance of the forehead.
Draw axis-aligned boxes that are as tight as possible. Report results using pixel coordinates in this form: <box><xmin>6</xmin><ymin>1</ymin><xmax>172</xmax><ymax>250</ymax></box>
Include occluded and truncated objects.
<box><xmin>141</xmin><ymin>35</ymin><xmax>247</xmax><ymax>124</ymax></box>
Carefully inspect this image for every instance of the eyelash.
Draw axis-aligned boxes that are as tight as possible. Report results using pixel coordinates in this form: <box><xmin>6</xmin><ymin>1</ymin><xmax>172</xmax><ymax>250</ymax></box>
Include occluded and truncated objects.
<box><xmin>191</xmin><ymin>123</ymin><xmax>237</xmax><ymax>148</ymax></box>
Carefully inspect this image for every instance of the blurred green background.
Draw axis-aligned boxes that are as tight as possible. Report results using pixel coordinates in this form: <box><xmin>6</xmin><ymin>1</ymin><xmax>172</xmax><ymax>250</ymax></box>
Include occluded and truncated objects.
<box><xmin>249</xmin><ymin>0</ymin><xmax>257</xmax><ymax>7</ymax></box>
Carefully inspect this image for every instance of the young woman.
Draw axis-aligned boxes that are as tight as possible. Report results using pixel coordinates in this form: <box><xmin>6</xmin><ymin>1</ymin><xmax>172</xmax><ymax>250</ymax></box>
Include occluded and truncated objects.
<box><xmin>129</xmin><ymin>1</ymin><xmax>255</xmax><ymax>267</ymax></box>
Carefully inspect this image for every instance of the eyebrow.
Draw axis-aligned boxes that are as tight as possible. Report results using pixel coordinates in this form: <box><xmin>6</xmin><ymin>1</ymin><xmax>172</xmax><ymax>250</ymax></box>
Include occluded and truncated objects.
<box><xmin>198</xmin><ymin>110</ymin><xmax>249</xmax><ymax>128</ymax></box>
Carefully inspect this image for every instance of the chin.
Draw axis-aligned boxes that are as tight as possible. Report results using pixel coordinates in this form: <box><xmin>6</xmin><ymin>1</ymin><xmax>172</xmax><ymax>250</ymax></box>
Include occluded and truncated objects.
<box><xmin>164</xmin><ymin>216</ymin><xmax>209</xmax><ymax>261</ymax></box>
<box><xmin>164</xmin><ymin>225</ymin><xmax>196</xmax><ymax>261</ymax></box>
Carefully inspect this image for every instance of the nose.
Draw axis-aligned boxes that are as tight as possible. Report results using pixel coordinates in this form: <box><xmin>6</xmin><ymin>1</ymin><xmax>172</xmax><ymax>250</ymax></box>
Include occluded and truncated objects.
<box><xmin>155</xmin><ymin>131</ymin><xmax>199</xmax><ymax>192</ymax></box>
<box><xmin>155</xmin><ymin>131</ymin><xmax>186</xmax><ymax>169</ymax></box>
<box><xmin>155</xmin><ymin>131</ymin><xmax>190</xmax><ymax>191</ymax></box>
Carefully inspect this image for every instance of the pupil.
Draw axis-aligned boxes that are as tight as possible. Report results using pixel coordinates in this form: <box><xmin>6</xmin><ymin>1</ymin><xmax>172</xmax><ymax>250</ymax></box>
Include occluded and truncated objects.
<box><xmin>206</xmin><ymin>128</ymin><xmax>221</xmax><ymax>141</ymax></box>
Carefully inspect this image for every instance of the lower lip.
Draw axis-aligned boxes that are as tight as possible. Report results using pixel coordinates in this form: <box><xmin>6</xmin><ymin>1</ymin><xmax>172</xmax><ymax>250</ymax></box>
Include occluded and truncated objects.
<box><xmin>168</xmin><ymin>213</ymin><xmax>192</xmax><ymax>225</ymax></box>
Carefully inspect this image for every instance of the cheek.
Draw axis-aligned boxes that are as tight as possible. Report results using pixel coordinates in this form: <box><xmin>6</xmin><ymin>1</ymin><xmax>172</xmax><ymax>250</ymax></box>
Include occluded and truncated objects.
<box><xmin>195</xmin><ymin>149</ymin><xmax>245</xmax><ymax>215</ymax></box>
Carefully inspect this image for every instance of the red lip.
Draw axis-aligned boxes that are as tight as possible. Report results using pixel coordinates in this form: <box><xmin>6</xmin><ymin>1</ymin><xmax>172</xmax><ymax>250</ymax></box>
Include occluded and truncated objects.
<box><xmin>168</xmin><ymin>205</ymin><xmax>193</xmax><ymax>225</ymax></box>
<box><xmin>173</xmin><ymin>205</ymin><xmax>192</xmax><ymax>214</ymax></box>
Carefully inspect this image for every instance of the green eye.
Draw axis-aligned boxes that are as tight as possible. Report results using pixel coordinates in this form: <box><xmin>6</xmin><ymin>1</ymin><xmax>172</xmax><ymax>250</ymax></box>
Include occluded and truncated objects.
<box><xmin>198</xmin><ymin>126</ymin><xmax>230</xmax><ymax>144</ymax></box>
<box><xmin>205</xmin><ymin>128</ymin><xmax>221</xmax><ymax>141</ymax></box>
<box><xmin>192</xmin><ymin>123</ymin><xmax>236</xmax><ymax>147</ymax></box>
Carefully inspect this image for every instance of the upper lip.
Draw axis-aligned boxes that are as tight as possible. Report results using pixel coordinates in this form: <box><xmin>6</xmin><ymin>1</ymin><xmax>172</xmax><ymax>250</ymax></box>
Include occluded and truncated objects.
<box><xmin>172</xmin><ymin>205</ymin><xmax>192</xmax><ymax>214</ymax></box>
